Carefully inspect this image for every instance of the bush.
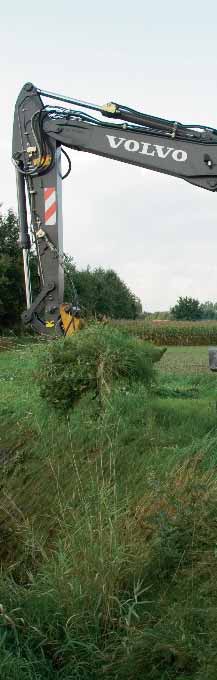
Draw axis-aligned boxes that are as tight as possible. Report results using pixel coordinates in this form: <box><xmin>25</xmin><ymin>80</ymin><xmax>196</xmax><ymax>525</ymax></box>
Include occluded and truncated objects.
<box><xmin>40</xmin><ymin>325</ymin><xmax>165</xmax><ymax>412</ymax></box>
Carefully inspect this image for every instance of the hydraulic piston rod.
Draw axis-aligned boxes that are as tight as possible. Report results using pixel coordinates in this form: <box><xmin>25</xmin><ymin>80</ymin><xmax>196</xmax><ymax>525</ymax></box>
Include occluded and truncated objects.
<box><xmin>15</xmin><ymin>169</ymin><xmax>32</xmax><ymax>308</ymax></box>
<box><xmin>37</xmin><ymin>87</ymin><xmax>103</xmax><ymax>113</ymax></box>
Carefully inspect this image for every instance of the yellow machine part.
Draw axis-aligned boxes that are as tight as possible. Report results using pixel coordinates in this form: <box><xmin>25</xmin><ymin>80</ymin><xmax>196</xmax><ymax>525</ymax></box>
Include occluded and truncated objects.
<box><xmin>60</xmin><ymin>303</ymin><xmax>82</xmax><ymax>336</ymax></box>
<box><xmin>32</xmin><ymin>155</ymin><xmax>52</xmax><ymax>168</ymax></box>
<box><xmin>45</xmin><ymin>320</ymin><xmax>55</xmax><ymax>328</ymax></box>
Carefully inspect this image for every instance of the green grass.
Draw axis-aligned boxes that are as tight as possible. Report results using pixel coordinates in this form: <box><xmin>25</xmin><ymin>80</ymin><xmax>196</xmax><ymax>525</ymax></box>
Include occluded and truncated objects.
<box><xmin>1</xmin><ymin>341</ymin><xmax>217</xmax><ymax>678</ymax></box>
<box><xmin>158</xmin><ymin>345</ymin><xmax>212</xmax><ymax>374</ymax></box>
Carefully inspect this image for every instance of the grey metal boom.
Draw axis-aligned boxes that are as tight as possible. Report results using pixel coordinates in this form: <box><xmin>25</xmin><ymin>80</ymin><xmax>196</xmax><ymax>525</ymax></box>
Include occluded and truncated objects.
<box><xmin>12</xmin><ymin>82</ymin><xmax>217</xmax><ymax>334</ymax></box>
<box><xmin>44</xmin><ymin>117</ymin><xmax>217</xmax><ymax>191</ymax></box>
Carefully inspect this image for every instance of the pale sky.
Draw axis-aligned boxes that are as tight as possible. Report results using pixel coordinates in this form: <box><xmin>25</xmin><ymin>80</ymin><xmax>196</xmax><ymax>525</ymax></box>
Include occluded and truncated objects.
<box><xmin>1</xmin><ymin>0</ymin><xmax>217</xmax><ymax>311</ymax></box>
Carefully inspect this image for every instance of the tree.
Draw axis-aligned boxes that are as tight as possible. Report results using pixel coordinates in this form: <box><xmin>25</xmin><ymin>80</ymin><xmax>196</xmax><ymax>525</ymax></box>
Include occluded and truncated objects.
<box><xmin>171</xmin><ymin>296</ymin><xmax>203</xmax><ymax>321</ymax></box>
<box><xmin>134</xmin><ymin>297</ymin><xmax>143</xmax><ymax>317</ymax></box>
<box><xmin>0</xmin><ymin>209</ymin><xmax>38</xmax><ymax>329</ymax></box>
<box><xmin>201</xmin><ymin>301</ymin><xmax>217</xmax><ymax>320</ymax></box>
<box><xmin>0</xmin><ymin>208</ymin><xmax>142</xmax><ymax>329</ymax></box>
<box><xmin>0</xmin><ymin>210</ymin><xmax>26</xmax><ymax>327</ymax></box>
<box><xmin>64</xmin><ymin>260</ymin><xmax>141</xmax><ymax>319</ymax></box>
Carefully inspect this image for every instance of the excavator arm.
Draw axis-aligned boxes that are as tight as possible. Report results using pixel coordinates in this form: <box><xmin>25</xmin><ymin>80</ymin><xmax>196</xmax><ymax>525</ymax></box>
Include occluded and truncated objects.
<box><xmin>12</xmin><ymin>82</ymin><xmax>217</xmax><ymax>335</ymax></box>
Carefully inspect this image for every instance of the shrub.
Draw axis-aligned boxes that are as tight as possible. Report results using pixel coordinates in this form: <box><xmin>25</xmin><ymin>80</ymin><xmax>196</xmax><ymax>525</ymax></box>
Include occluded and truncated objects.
<box><xmin>40</xmin><ymin>324</ymin><xmax>165</xmax><ymax>412</ymax></box>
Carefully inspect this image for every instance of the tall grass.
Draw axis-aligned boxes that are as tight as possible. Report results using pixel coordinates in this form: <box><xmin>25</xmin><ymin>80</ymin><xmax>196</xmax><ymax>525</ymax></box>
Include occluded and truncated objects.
<box><xmin>0</xmin><ymin>343</ymin><xmax>217</xmax><ymax>677</ymax></box>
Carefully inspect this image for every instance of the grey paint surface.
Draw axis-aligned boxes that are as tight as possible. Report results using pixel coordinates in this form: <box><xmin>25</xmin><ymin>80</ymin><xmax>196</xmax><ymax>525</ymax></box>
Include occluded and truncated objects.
<box><xmin>12</xmin><ymin>82</ymin><xmax>217</xmax><ymax>331</ymax></box>
<box><xmin>13</xmin><ymin>84</ymin><xmax>64</xmax><ymax>331</ymax></box>
<box><xmin>208</xmin><ymin>347</ymin><xmax>217</xmax><ymax>371</ymax></box>
<box><xmin>44</xmin><ymin>118</ymin><xmax>217</xmax><ymax>191</ymax></box>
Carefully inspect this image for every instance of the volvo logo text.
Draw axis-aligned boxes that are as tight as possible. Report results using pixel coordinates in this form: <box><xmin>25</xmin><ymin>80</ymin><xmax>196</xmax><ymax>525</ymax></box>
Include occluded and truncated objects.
<box><xmin>106</xmin><ymin>135</ymin><xmax>187</xmax><ymax>162</ymax></box>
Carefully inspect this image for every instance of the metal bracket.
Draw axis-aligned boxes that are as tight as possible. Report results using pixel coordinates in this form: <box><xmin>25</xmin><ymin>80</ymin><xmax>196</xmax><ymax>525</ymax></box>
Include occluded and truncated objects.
<box><xmin>21</xmin><ymin>280</ymin><xmax>56</xmax><ymax>324</ymax></box>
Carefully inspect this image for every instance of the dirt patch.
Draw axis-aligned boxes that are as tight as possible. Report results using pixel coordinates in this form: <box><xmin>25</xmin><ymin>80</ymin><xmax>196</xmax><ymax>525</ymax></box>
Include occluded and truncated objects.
<box><xmin>0</xmin><ymin>339</ymin><xmax>17</xmax><ymax>352</ymax></box>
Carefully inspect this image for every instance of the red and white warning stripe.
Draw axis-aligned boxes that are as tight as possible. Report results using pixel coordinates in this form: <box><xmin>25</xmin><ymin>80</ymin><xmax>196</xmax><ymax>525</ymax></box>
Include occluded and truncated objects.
<box><xmin>44</xmin><ymin>187</ymin><xmax>56</xmax><ymax>226</ymax></box>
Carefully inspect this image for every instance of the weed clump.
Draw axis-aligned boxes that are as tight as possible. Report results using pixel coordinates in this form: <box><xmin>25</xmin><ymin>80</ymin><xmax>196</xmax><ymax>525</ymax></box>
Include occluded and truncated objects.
<box><xmin>40</xmin><ymin>324</ymin><xmax>165</xmax><ymax>412</ymax></box>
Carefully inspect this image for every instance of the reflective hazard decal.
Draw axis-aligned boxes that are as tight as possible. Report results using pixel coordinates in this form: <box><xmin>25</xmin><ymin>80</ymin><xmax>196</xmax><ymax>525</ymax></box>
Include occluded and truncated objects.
<box><xmin>44</xmin><ymin>187</ymin><xmax>56</xmax><ymax>226</ymax></box>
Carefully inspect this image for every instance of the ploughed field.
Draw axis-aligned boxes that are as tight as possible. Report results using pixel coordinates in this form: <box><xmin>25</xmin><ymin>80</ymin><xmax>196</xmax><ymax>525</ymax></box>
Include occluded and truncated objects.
<box><xmin>1</xmin><ymin>335</ymin><xmax>217</xmax><ymax>680</ymax></box>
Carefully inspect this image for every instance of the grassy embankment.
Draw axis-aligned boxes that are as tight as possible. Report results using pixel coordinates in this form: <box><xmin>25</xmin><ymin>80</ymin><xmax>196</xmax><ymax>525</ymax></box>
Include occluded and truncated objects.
<box><xmin>1</xmin><ymin>338</ymin><xmax>217</xmax><ymax>678</ymax></box>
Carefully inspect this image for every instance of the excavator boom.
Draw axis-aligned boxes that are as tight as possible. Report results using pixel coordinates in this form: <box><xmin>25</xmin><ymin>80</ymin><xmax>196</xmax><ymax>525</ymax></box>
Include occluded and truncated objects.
<box><xmin>12</xmin><ymin>82</ymin><xmax>217</xmax><ymax>335</ymax></box>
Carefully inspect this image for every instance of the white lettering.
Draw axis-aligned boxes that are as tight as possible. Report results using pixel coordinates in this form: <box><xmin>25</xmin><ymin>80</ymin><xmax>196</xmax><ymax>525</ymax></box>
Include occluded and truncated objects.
<box><xmin>106</xmin><ymin>135</ymin><xmax>125</xmax><ymax>149</ymax></box>
<box><xmin>154</xmin><ymin>145</ymin><xmax>173</xmax><ymax>159</ymax></box>
<box><xmin>105</xmin><ymin>134</ymin><xmax>188</xmax><ymax>163</ymax></box>
<box><xmin>124</xmin><ymin>139</ymin><xmax>140</xmax><ymax>152</ymax></box>
<box><xmin>172</xmin><ymin>149</ymin><xmax>187</xmax><ymax>162</ymax></box>
<box><xmin>139</xmin><ymin>142</ymin><xmax>155</xmax><ymax>156</ymax></box>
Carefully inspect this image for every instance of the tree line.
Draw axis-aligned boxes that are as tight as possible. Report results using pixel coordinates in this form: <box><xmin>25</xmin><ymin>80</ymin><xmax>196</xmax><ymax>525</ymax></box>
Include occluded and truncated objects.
<box><xmin>1</xmin><ymin>209</ymin><xmax>216</xmax><ymax>328</ymax></box>
<box><xmin>171</xmin><ymin>297</ymin><xmax>217</xmax><ymax>321</ymax></box>
<box><xmin>0</xmin><ymin>209</ymin><xmax>142</xmax><ymax>329</ymax></box>
<box><xmin>144</xmin><ymin>297</ymin><xmax>217</xmax><ymax>321</ymax></box>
